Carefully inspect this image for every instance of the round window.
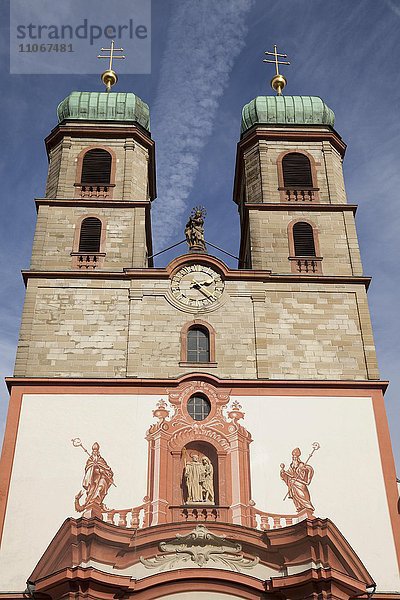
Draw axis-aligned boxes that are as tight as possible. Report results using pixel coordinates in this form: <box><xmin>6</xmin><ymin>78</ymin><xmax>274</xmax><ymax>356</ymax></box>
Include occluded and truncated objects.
<box><xmin>187</xmin><ymin>395</ymin><xmax>211</xmax><ymax>421</ymax></box>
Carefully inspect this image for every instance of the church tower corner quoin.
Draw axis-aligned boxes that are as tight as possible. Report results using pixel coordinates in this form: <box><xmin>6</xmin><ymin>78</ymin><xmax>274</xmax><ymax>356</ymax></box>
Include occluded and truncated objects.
<box><xmin>0</xmin><ymin>45</ymin><xmax>399</xmax><ymax>600</ymax></box>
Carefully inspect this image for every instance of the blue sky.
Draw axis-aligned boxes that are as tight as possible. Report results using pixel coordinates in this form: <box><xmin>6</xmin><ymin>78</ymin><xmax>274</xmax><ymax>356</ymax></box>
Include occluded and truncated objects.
<box><xmin>0</xmin><ymin>0</ymin><xmax>399</xmax><ymax>469</ymax></box>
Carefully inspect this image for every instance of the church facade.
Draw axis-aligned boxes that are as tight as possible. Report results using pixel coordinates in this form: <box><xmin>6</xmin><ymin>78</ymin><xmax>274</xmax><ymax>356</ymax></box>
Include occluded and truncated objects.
<box><xmin>0</xmin><ymin>83</ymin><xmax>399</xmax><ymax>599</ymax></box>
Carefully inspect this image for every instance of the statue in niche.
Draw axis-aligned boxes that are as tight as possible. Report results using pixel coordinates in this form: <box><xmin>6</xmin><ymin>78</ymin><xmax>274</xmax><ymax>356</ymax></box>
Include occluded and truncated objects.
<box><xmin>280</xmin><ymin>444</ymin><xmax>320</xmax><ymax>513</ymax></box>
<box><xmin>184</xmin><ymin>206</ymin><xmax>207</xmax><ymax>252</ymax></box>
<box><xmin>183</xmin><ymin>452</ymin><xmax>215</xmax><ymax>504</ymax></box>
<box><xmin>72</xmin><ymin>439</ymin><xmax>114</xmax><ymax>513</ymax></box>
<box><xmin>200</xmin><ymin>457</ymin><xmax>214</xmax><ymax>503</ymax></box>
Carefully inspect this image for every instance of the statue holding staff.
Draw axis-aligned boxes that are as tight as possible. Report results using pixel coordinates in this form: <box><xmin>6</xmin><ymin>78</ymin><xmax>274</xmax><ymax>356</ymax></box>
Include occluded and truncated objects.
<box><xmin>280</xmin><ymin>442</ymin><xmax>320</xmax><ymax>513</ymax></box>
<box><xmin>72</xmin><ymin>438</ymin><xmax>115</xmax><ymax>513</ymax></box>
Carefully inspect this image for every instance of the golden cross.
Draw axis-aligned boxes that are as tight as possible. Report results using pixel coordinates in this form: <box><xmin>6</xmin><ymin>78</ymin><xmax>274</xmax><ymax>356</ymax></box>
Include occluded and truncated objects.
<box><xmin>263</xmin><ymin>45</ymin><xmax>290</xmax><ymax>95</ymax></box>
<box><xmin>97</xmin><ymin>40</ymin><xmax>125</xmax><ymax>92</ymax></box>
<box><xmin>97</xmin><ymin>39</ymin><xmax>125</xmax><ymax>72</ymax></box>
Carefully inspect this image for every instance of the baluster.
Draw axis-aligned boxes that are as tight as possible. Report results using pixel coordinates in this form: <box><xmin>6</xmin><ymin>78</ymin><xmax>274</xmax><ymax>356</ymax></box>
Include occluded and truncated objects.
<box><xmin>118</xmin><ymin>511</ymin><xmax>127</xmax><ymax>527</ymax></box>
<box><xmin>273</xmin><ymin>516</ymin><xmax>282</xmax><ymax>529</ymax></box>
<box><xmin>130</xmin><ymin>509</ymin><xmax>140</xmax><ymax>529</ymax></box>
<box><xmin>103</xmin><ymin>511</ymin><xmax>114</xmax><ymax>524</ymax></box>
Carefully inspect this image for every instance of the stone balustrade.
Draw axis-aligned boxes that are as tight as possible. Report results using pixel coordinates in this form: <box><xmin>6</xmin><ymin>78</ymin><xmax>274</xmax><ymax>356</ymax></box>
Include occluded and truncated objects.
<box><xmin>251</xmin><ymin>507</ymin><xmax>309</xmax><ymax>530</ymax></box>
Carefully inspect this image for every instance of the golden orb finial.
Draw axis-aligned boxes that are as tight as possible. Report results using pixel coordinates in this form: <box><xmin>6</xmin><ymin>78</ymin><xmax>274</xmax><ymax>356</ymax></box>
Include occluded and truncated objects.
<box><xmin>97</xmin><ymin>40</ymin><xmax>125</xmax><ymax>92</ymax></box>
<box><xmin>263</xmin><ymin>45</ymin><xmax>290</xmax><ymax>95</ymax></box>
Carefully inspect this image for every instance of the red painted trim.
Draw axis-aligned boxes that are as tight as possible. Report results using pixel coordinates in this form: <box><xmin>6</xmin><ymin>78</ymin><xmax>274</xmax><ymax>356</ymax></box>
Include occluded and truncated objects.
<box><xmin>287</xmin><ymin>218</ymin><xmax>322</xmax><ymax>274</ymax></box>
<box><xmin>25</xmin><ymin>516</ymin><xmax>376</xmax><ymax>599</ymax></box>
<box><xmin>0</xmin><ymin>387</ymin><xmax>23</xmax><ymax>547</ymax></box>
<box><xmin>5</xmin><ymin>375</ymin><xmax>389</xmax><ymax>393</ymax></box>
<box><xmin>180</xmin><ymin>319</ymin><xmax>216</xmax><ymax>364</ymax></box>
<box><xmin>371</xmin><ymin>392</ymin><xmax>400</xmax><ymax>571</ymax></box>
<box><xmin>74</xmin><ymin>145</ymin><xmax>117</xmax><ymax>199</ymax></box>
<box><xmin>277</xmin><ymin>149</ymin><xmax>320</xmax><ymax>202</ymax></box>
<box><xmin>70</xmin><ymin>213</ymin><xmax>107</xmax><ymax>269</ymax></box>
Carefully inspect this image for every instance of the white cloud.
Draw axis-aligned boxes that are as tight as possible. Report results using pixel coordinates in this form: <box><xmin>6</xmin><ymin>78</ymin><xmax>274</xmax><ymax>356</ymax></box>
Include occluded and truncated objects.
<box><xmin>151</xmin><ymin>0</ymin><xmax>255</xmax><ymax>249</ymax></box>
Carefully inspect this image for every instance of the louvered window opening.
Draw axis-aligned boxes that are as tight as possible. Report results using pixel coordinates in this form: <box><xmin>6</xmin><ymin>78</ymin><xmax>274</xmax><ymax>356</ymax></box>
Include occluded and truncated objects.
<box><xmin>78</xmin><ymin>218</ymin><xmax>102</xmax><ymax>253</ymax></box>
<box><xmin>293</xmin><ymin>222</ymin><xmax>316</xmax><ymax>256</ymax></box>
<box><xmin>81</xmin><ymin>149</ymin><xmax>112</xmax><ymax>184</ymax></box>
<box><xmin>187</xmin><ymin>327</ymin><xmax>210</xmax><ymax>363</ymax></box>
<box><xmin>282</xmin><ymin>153</ymin><xmax>313</xmax><ymax>188</ymax></box>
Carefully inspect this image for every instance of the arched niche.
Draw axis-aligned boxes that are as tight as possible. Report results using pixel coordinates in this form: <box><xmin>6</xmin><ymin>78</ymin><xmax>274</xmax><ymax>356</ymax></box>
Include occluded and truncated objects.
<box><xmin>181</xmin><ymin>441</ymin><xmax>219</xmax><ymax>506</ymax></box>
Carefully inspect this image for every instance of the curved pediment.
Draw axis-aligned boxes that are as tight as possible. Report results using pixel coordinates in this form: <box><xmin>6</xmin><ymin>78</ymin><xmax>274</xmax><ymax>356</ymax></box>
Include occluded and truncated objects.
<box><xmin>28</xmin><ymin>516</ymin><xmax>373</xmax><ymax>599</ymax></box>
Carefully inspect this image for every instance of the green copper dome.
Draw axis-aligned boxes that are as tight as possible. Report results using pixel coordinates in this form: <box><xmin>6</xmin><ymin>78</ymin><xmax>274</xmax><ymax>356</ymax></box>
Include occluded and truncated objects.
<box><xmin>241</xmin><ymin>96</ymin><xmax>334</xmax><ymax>134</ymax></box>
<box><xmin>57</xmin><ymin>91</ymin><xmax>150</xmax><ymax>131</ymax></box>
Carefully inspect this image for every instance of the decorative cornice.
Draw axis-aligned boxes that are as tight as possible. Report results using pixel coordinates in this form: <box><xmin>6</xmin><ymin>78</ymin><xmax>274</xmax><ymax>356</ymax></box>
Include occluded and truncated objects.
<box><xmin>35</xmin><ymin>198</ymin><xmax>153</xmax><ymax>209</ymax></box>
<box><xmin>26</xmin><ymin>516</ymin><xmax>374</xmax><ymax>598</ymax></box>
<box><xmin>239</xmin><ymin>125</ymin><xmax>347</xmax><ymax>155</ymax></box>
<box><xmin>5</xmin><ymin>374</ymin><xmax>388</xmax><ymax>394</ymax></box>
<box><xmin>21</xmin><ymin>266</ymin><xmax>372</xmax><ymax>289</ymax></box>
<box><xmin>45</xmin><ymin>122</ymin><xmax>152</xmax><ymax>155</ymax></box>
<box><xmin>243</xmin><ymin>202</ymin><xmax>358</xmax><ymax>213</ymax></box>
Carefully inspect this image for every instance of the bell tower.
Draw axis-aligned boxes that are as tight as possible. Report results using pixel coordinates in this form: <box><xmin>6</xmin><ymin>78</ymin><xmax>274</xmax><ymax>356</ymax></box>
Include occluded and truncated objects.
<box><xmin>234</xmin><ymin>46</ymin><xmax>356</xmax><ymax>279</ymax></box>
<box><xmin>33</xmin><ymin>89</ymin><xmax>156</xmax><ymax>272</ymax></box>
<box><xmin>13</xmin><ymin>87</ymin><xmax>156</xmax><ymax>379</ymax></box>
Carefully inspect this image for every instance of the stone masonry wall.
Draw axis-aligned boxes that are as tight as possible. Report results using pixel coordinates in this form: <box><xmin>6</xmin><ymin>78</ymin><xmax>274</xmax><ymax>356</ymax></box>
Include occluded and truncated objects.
<box><xmin>14</xmin><ymin>276</ymin><xmax>378</xmax><ymax>381</ymax></box>
<box><xmin>241</xmin><ymin>134</ymin><xmax>347</xmax><ymax>205</ymax></box>
<box><xmin>45</xmin><ymin>135</ymin><xmax>150</xmax><ymax>200</ymax></box>
<box><xmin>248</xmin><ymin>209</ymin><xmax>363</xmax><ymax>275</ymax></box>
<box><xmin>30</xmin><ymin>204</ymin><xmax>149</xmax><ymax>271</ymax></box>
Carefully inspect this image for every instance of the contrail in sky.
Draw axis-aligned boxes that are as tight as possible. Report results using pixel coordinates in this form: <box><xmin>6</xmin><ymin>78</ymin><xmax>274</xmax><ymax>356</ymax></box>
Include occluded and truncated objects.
<box><xmin>151</xmin><ymin>0</ymin><xmax>255</xmax><ymax>248</ymax></box>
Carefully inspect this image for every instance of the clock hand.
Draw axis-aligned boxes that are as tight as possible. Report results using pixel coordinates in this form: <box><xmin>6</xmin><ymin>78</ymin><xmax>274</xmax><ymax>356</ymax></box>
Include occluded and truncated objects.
<box><xmin>190</xmin><ymin>280</ymin><xmax>216</xmax><ymax>300</ymax></box>
<box><xmin>189</xmin><ymin>278</ymin><xmax>213</xmax><ymax>288</ymax></box>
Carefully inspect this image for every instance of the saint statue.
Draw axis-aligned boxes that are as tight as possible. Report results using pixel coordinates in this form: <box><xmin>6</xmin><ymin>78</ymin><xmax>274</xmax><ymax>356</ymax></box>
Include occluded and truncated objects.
<box><xmin>75</xmin><ymin>442</ymin><xmax>114</xmax><ymax>513</ymax></box>
<box><xmin>184</xmin><ymin>453</ymin><xmax>215</xmax><ymax>504</ymax></box>
<box><xmin>185</xmin><ymin>206</ymin><xmax>206</xmax><ymax>252</ymax></box>
<box><xmin>200</xmin><ymin>457</ymin><xmax>214</xmax><ymax>503</ymax></box>
<box><xmin>280</xmin><ymin>447</ymin><xmax>315</xmax><ymax>513</ymax></box>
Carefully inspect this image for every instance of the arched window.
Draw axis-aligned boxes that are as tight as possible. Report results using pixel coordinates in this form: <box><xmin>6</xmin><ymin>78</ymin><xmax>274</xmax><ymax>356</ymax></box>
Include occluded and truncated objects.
<box><xmin>288</xmin><ymin>220</ymin><xmax>322</xmax><ymax>274</ymax></box>
<box><xmin>187</xmin><ymin>327</ymin><xmax>210</xmax><ymax>363</ymax></box>
<box><xmin>81</xmin><ymin>149</ymin><xmax>112</xmax><ymax>184</ymax></box>
<box><xmin>282</xmin><ymin>153</ymin><xmax>313</xmax><ymax>188</ymax></box>
<box><xmin>78</xmin><ymin>217</ymin><xmax>102</xmax><ymax>253</ymax></box>
<box><xmin>293</xmin><ymin>222</ymin><xmax>316</xmax><ymax>256</ymax></box>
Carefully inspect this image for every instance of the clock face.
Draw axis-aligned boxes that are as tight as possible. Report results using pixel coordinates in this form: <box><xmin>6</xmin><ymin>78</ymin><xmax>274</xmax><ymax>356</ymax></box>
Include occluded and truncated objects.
<box><xmin>171</xmin><ymin>265</ymin><xmax>224</xmax><ymax>308</ymax></box>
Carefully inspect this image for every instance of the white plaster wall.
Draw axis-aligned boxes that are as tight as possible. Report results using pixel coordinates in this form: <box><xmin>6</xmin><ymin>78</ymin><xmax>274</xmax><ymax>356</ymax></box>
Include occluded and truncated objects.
<box><xmin>233</xmin><ymin>395</ymin><xmax>399</xmax><ymax>591</ymax></box>
<box><xmin>0</xmin><ymin>394</ymin><xmax>165</xmax><ymax>591</ymax></box>
<box><xmin>0</xmin><ymin>393</ymin><xmax>399</xmax><ymax>592</ymax></box>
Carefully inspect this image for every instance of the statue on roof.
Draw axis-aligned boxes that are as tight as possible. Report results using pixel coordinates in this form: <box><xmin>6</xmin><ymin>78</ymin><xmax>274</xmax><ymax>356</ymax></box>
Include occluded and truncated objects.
<box><xmin>72</xmin><ymin>438</ymin><xmax>114</xmax><ymax>515</ymax></box>
<box><xmin>185</xmin><ymin>206</ymin><xmax>207</xmax><ymax>253</ymax></box>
